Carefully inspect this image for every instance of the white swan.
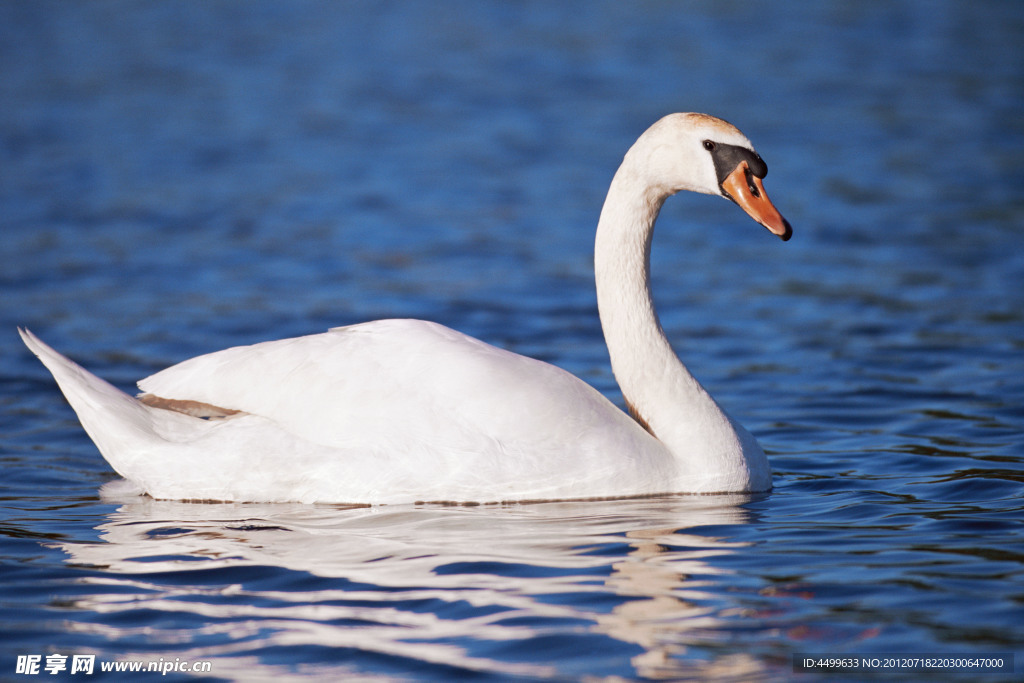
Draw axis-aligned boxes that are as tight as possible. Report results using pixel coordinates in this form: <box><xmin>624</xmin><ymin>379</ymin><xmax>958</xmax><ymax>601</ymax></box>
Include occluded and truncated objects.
<box><xmin>20</xmin><ymin>113</ymin><xmax>791</xmax><ymax>505</ymax></box>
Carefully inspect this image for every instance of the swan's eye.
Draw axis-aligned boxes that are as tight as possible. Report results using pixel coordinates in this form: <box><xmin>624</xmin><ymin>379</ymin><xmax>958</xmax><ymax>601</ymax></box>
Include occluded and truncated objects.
<box><xmin>703</xmin><ymin>140</ymin><xmax>716</xmax><ymax>151</ymax></box>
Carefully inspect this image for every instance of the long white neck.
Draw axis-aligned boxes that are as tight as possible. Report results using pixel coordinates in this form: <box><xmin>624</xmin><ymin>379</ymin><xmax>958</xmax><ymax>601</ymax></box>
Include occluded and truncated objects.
<box><xmin>594</xmin><ymin>151</ymin><xmax>763</xmax><ymax>486</ymax></box>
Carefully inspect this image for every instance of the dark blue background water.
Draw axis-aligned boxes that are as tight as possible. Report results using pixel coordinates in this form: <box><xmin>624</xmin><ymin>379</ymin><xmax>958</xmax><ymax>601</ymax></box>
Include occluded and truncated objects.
<box><xmin>2</xmin><ymin>1</ymin><xmax>1022</xmax><ymax>680</ymax></box>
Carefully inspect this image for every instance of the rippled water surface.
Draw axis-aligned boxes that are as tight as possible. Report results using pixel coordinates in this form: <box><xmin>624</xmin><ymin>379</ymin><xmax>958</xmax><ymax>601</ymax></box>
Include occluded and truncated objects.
<box><xmin>2</xmin><ymin>1</ymin><xmax>1023</xmax><ymax>680</ymax></box>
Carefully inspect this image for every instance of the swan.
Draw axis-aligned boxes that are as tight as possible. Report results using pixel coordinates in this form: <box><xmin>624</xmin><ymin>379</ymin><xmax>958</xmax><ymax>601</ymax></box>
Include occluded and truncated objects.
<box><xmin>20</xmin><ymin>113</ymin><xmax>791</xmax><ymax>505</ymax></box>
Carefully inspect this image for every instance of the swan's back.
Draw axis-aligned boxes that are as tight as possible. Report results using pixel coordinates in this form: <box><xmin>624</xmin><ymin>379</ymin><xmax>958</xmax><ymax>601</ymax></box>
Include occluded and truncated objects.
<box><xmin>145</xmin><ymin>320</ymin><xmax>606</xmax><ymax>448</ymax></box>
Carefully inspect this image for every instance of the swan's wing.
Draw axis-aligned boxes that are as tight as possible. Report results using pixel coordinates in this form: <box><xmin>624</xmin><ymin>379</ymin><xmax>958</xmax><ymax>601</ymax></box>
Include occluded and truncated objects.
<box><xmin>137</xmin><ymin>319</ymin><xmax>647</xmax><ymax>459</ymax></box>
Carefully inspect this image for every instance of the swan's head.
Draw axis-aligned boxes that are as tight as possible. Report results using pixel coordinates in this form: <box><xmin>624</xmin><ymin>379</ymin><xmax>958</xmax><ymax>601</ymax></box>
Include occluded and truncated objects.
<box><xmin>632</xmin><ymin>113</ymin><xmax>792</xmax><ymax>241</ymax></box>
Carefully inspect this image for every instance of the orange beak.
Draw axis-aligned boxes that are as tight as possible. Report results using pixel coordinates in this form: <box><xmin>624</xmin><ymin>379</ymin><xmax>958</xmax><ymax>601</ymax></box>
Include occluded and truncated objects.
<box><xmin>722</xmin><ymin>161</ymin><xmax>792</xmax><ymax>241</ymax></box>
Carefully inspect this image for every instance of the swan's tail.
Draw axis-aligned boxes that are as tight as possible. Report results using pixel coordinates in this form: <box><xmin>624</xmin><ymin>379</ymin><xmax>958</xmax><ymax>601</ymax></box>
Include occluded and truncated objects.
<box><xmin>19</xmin><ymin>328</ymin><xmax>158</xmax><ymax>483</ymax></box>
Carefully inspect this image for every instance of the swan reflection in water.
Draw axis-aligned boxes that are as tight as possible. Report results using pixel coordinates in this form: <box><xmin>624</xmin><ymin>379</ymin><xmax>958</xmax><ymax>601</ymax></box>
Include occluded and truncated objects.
<box><xmin>57</xmin><ymin>492</ymin><xmax>770</xmax><ymax>680</ymax></box>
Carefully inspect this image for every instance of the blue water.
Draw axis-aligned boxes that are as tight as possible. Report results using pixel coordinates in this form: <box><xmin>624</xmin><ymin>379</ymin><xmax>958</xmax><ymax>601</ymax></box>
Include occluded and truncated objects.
<box><xmin>2</xmin><ymin>1</ymin><xmax>1023</xmax><ymax>680</ymax></box>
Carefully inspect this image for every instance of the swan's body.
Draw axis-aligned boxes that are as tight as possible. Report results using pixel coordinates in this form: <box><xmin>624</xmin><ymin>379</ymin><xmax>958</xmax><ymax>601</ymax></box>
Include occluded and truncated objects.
<box><xmin>21</xmin><ymin>113</ymin><xmax>791</xmax><ymax>504</ymax></box>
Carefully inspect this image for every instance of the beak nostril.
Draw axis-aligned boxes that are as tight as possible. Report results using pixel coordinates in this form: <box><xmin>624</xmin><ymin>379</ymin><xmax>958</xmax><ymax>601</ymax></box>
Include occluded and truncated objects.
<box><xmin>744</xmin><ymin>168</ymin><xmax>760</xmax><ymax>197</ymax></box>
